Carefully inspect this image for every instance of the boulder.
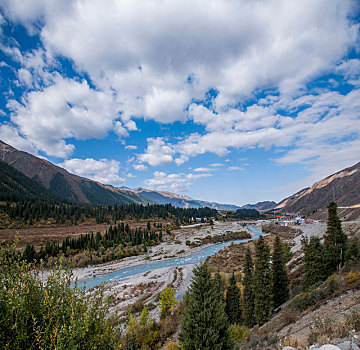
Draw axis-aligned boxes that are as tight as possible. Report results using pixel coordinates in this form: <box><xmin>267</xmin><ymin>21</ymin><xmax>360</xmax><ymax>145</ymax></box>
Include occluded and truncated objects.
<box><xmin>319</xmin><ymin>345</ymin><xmax>341</xmax><ymax>350</ymax></box>
<box><xmin>336</xmin><ymin>341</ymin><xmax>360</xmax><ymax>350</ymax></box>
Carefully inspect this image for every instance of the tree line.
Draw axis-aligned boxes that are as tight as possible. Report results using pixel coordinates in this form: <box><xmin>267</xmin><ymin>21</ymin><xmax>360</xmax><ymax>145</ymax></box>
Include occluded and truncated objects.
<box><xmin>22</xmin><ymin>221</ymin><xmax>164</xmax><ymax>264</ymax></box>
<box><xmin>1</xmin><ymin>200</ymin><xmax>217</xmax><ymax>226</ymax></box>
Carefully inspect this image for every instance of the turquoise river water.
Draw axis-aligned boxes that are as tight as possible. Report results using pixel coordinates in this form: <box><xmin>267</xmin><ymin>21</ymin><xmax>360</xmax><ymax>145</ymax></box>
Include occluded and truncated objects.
<box><xmin>78</xmin><ymin>225</ymin><xmax>265</xmax><ymax>290</ymax></box>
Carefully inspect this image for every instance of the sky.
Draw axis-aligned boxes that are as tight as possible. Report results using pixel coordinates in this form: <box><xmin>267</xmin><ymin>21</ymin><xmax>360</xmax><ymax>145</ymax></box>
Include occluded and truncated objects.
<box><xmin>0</xmin><ymin>0</ymin><xmax>360</xmax><ymax>206</ymax></box>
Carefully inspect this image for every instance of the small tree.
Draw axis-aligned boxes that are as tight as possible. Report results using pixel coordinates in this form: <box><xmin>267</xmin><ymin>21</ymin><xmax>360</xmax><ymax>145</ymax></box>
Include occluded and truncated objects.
<box><xmin>302</xmin><ymin>236</ymin><xmax>327</xmax><ymax>290</ymax></box>
<box><xmin>243</xmin><ymin>247</ymin><xmax>255</xmax><ymax>328</ymax></box>
<box><xmin>225</xmin><ymin>272</ymin><xmax>242</xmax><ymax>324</ymax></box>
<box><xmin>159</xmin><ymin>286</ymin><xmax>177</xmax><ymax>318</ymax></box>
<box><xmin>254</xmin><ymin>236</ymin><xmax>272</xmax><ymax>325</ymax></box>
<box><xmin>272</xmin><ymin>236</ymin><xmax>289</xmax><ymax>309</ymax></box>
<box><xmin>324</xmin><ymin>201</ymin><xmax>347</xmax><ymax>273</ymax></box>
<box><xmin>179</xmin><ymin>263</ymin><xmax>232</xmax><ymax>349</ymax></box>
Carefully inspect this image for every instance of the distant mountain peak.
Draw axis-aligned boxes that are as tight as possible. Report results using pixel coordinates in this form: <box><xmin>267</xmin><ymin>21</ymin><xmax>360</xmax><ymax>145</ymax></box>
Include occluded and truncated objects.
<box><xmin>131</xmin><ymin>187</ymin><xmax>241</xmax><ymax>210</ymax></box>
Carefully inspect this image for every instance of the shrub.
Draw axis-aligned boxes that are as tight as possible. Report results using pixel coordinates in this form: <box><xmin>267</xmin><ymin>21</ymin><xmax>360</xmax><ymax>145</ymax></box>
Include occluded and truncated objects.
<box><xmin>0</xmin><ymin>242</ymin><xmax>120</xmax><ymax>349</ymax></box>
<box><xmin>165</xmin><ymin>342</ymin><xmax>180</xmax><ymax>350</ymax></box>
<box><xmin>282</xmin><ymin>309</ymin><xmax>298</xmax><ymax>326</ymax></box>
<box><xmin>280</xmin><ymin>336</ymin><xmax>305</xmax><ymax>349</ymax></box>
<box><xmin>344</xmin><ymin>271</ymin><xmax>360</xmax><ymax>286</ymax></box>
<box><xmin>228</xmin><ymin>324</ymin><xmax>249</xmax><ymax>342</ymax></box>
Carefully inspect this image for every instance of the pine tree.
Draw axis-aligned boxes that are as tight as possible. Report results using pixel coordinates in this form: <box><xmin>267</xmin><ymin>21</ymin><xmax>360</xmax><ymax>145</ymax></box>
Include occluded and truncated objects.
<box><xmin>179</xmin><ymin>263</ymin><xmax>232</xmax><ymax>350</ymax></box>
<box><xmin>302</xmin><ymin>236</ymin><xmax>327</xmax><ymax>290</ymax></box>
<box><xmin>253</xmin><ymin>236</ymin><xmax>272</xmax><ymax>325</ymax></box>
<box><xmin>272</xmin><ymin>236</ymin><xmax>289</xmax><ymax>309</ymax></box>
<box><xmin>225</xmin><ymin>272</ymin><xmax>242</xmax><ymax>324</ymax></box>
<box><xmin>243</xmin><ymin>247</ymin><xmax>255</xmax><ymax>328</ymax></box>
<box><xmin>215</xmin><ymin>270</ymin><xmax>225</xmax><ymax>301</ymax></box>
<box><xmin>324</xmin><ymin>201</ymin><xmax>347</xmax><ymax>274</ymax></box>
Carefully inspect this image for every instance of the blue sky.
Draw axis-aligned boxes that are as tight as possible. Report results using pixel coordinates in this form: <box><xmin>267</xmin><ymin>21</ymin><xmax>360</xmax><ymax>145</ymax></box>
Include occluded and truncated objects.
<box><xmin>0</xmin><ymin>0</ymin><xmax>360</xmax><ymax>205</ymax></box>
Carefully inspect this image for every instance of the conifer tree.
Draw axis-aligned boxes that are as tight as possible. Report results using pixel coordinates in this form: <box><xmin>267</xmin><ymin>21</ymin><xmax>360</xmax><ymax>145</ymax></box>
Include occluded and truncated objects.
<box><xmin>324</xmin><ymin>201</ymin><xmax>347</xmax><ymax>273</ymax></box>
<box><xmin>243</xmin><ymin>247</ymin><xmax>255</xmax><ymax>328</ymax></box>
<box><xmin>215</xmin><ymin>269</ymin><xmax>225</xmax><ymax>301</ymax></box>
<box><xmin>302</xmin><ymin>236</ymin><xmax>327</xmax><ymax>290</ymax></box>
<box><xmin>179</xmin><ymin>263</ymin><xmax>232</xmax><ymax>350</ymax></box>
<box><xmin>225</xmin><ymin>272</ymin><xmax>242</xmax><ymax>324</ymax></box>
<box><xmin>253</xmin><ymin>236</ymin><xmax>272</xmax><ymax>325</ymax></box>
<box><xmin>272</xmin><ymin>236</ymin><xmax>289</xmax><ymax>309</ymax></box>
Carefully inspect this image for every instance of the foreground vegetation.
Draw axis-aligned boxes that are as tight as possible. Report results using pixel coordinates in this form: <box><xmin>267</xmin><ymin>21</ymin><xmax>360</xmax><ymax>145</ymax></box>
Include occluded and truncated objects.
<box><xmin>1</xmin><ymin>201</ymin><xmax>359</xmax><ymax>349</ymax></box>
<box><xmin>0</xmin><ymin>243</ymin><xmax>120</xmax><ymax>349</ymax></box>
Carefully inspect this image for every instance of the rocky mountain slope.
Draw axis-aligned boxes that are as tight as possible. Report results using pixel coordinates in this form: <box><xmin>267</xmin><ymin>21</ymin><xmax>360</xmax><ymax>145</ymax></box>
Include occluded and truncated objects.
<box><xmin>275</xmin><ymin>161</ymin><xmax>360</xmax><ymax>215</ymax></box>
<box><xmin>132</xmin><ymin>187</ymin><xmax>241</xmax><ymax>210</ymax></box>
<box><xmin>0</xmin><ymin>140</ymin><xmax>153</xmax><ymax>206</ymax></box>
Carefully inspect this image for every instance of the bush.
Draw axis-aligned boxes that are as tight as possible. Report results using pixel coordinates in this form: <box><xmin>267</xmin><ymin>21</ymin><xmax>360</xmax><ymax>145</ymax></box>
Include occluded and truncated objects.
<box><xmin>228</xmin><ymin>324</ymin><xmax>249</xmax><ymax>342</ymax></box>
<box><xmin>0</xmin><ymin>242</ymin><xmax>120</xmax><ymax>349</ymax></box>
<box><xmin>282</xmin><ymin>309</ymin><xmax>298</xmax><ymax>326</ymax></box>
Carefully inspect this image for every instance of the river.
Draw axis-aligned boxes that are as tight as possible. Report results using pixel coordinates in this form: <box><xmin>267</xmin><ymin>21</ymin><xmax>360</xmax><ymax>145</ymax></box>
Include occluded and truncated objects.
<box><xmin>77</xmin><ymin>225</ymin><xmax>265</xmax><ymax>290</ymax></box>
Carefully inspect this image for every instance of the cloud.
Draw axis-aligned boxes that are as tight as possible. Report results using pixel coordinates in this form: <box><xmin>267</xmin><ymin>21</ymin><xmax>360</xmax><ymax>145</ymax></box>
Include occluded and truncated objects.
<box><xmin>1</xmin><ymin>0</ymin><xmax>358</xmax><ymax>125</ymax></box>
<box><xmin>0</xmin><ymin>0</ymin><xmax>359</xmax><ymax>184</ymax></box>
<box><xmin>6</xmin><ymin>77</ymin><xmax>124</xmax><ymax>157</ymax></box>
<box><xmin>59</xmin><ymin>158</ymin><xmax>125</xmax><ymax>186</ymax></box>
<box><xmin>210</xmin><ymin>163</ymin><xmax>223</xmax><ymax>167</ymax></box>
<box><xmin>140</xmin><ymin>86</ymin><xmax>360</xmax><ymax>177</ymax></box>
<box><xmin>144</xmin><ymin>88</ymin><xmax>189</xmax><ymax>123</ymax></box>
<box><xmin>133</xmin><ymin>164</ymin><xmax>148</xmax><ymax>171</ymax></box>
<box><xmin>0</xmin><ymin>123</ymin><xmax>38</xmax><ymax>155</ymax></box>
<box><xmin>336</xmin><ymin>59</ymin><xmax>360</xmax><ymax>86</ymax></box>
<box><xmin>194</xmin><ymin>167</ymin><xmax>213</xmax><ymax>172</ymax></box>
<box><xmin>138</xmin><ymin>137</ymin><xmax>175</xmax><ymax>166</ymax></box>
<box><xmin>113</xmin><ymin>121</ymin><xmax>129</xmax><ymax>138</ymax></box>
<box><xmin>125</xmin><ymin>145</ymin><xmax>137</xmax><ymax>150</ymax></box>
<box><xmin>228</xmin><ymin>166</ymin><xmax>243</xmax><ymax>171</ymax></box>
<box><xmin>144</xmin><ymin>171</ymin><xmax>212</xmax><ymax>192</ymax></box>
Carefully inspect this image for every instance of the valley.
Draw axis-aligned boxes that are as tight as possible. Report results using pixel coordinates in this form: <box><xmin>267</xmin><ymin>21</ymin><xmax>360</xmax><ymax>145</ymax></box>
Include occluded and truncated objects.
<box><xmin>1</xmin><ymin>140</ymin><xmax>360</xmax><ymax>349</ymax></box>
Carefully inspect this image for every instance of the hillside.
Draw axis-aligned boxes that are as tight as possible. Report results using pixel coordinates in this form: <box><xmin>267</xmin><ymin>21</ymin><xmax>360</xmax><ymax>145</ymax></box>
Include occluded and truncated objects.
<box><xmin>0</xmin><ymin>160</ymin><xmax>61</xmax><ymax>203</ymax></box>
<box><xmin>132</xmin><ymin>187</ymin><xmax>241</xmax><ymax>210</ymax></box>
<box><xmin>0</xmin><ymin>140</ymin><xmax>153</xmax><ymax>206</ymax></box>
<box><xmin>275</xmin><ymin>161</ymin><xmax>360</xmax><ymax>215</ymax></box>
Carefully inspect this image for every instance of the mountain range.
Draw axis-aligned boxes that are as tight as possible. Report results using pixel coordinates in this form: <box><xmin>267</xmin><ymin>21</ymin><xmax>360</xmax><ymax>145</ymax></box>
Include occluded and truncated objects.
<box><xmin>1</xmin><ymin>140</ymin><xmax>359</xmax><ymax>215</ymax></box>
<box><xmin>0</xmin><ymin>140</ymin><xmax>153</xmax><ymax>206</ymax></box>
<box><xmin>131</xmin><ymin>187</ymin><xmax>277</xmax><ymax>211</ymax></box>
<box><xmin>0</xmin><ymin>140</ymin><xmax>273</xmax><ymax>210</ymax></box>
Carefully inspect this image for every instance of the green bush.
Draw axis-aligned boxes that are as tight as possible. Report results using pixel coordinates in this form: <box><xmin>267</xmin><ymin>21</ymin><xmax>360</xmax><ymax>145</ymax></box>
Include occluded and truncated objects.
<box><xmin>0</xmin><ymin>242</ymin><xmax>120</xmax><ymax>349</ymax></box>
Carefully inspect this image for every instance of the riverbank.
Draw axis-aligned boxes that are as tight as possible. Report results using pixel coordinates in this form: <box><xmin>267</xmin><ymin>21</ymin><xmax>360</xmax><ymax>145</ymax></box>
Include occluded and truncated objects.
<box><xmin>71</xmin><ymin>220</ymin><xmax>256</xmax><ymax>282</ymax></box>
<box><xmin>69</xmin><ymin>220</ymin><xmax>260</xmax><ymax>321</ymax></box>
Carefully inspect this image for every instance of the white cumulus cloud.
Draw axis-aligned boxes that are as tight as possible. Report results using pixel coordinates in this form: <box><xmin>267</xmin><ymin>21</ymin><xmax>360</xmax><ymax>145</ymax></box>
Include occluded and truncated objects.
<box><xmin>144</xmin><ymin>171</ymin><xmax>212</xmax><ymax>192</ymax></box>
<box><xmin>59</xmin><ymin>158</ymin><xmax>125</xmax><ymax>186</ymax></box>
